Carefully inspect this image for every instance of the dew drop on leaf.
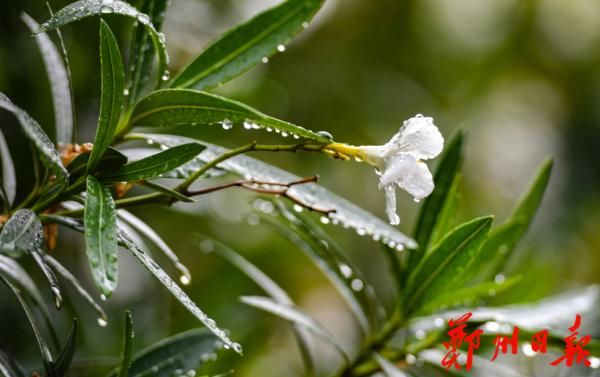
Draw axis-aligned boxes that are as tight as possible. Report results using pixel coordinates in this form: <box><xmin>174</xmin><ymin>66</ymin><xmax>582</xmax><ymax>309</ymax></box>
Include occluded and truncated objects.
<box><xmin>97</xmin><ymin>317</ymin><xmax>108</xmax><ymax>327</ymax></box>
<box><xmin>277</xmin><ymin>44</ymin><xmax>286</xmax><ymax>52</ymax></box>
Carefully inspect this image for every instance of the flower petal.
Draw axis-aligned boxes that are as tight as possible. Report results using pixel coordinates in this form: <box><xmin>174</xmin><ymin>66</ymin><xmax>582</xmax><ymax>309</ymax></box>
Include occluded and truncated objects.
<box><xmin>379</xmin><ymin>153</ymin><xmax>434</xmax><ymax>201</ymax></box>
<box><xmin>383</xmin><ymin>184</ymin><xmax>400</xmax><ymax>225</ymax></box>
<box><xmin>391</xmin><ymin>114</ymin><xmax>444</xmax><ymax>160</ymax></box>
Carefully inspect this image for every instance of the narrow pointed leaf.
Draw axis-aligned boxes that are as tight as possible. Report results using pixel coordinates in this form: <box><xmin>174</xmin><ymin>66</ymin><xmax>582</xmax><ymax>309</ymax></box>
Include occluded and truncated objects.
<box><xmin>0</xmin><ymin>274</ymin><xmax>55</xmax><ymax>376</ymax></box>
<box><xmin>31</xmin><ymin>250</ymin><xmax>64</xmax><ymax>309</ymax></box>
<box><xmin>107</xmin><ymin>329</ymin><xmax>221</xmax><ymax>377</ymax></box>
<box><xmin>126</xmin><ymin>0</ymin><xmax>168</xmax><ymax>106</ymax></box>
<box><xmin>118</xmin><ymin>210</ymin><xmax>191</xmax><ymax>284</ymax></box>
<box><xmin>240</xmin><ymin>295</ymin><xmax>349</xmax><ymax>363</ymax></box>
<box><xmin>84</xmin><ymin>176</ymin><xmax>118</xmax><ymax>297</ymax></box>
<box><xmin>0</xmin><ymin>130</ymin><xmax>16</xmax><ymax>205</ymax></box>
<box><xmin>118</xmin><ymin>312</ymin><xmax>134</xmax><ymax>377</ymax></box>
<box><xmin>37</xmin><ymin>0</ymin><xmax>168</xmax><ymax>90</ymax></box>
<box><xmin>68</xmin><ymin>147</ymin><xmax>128</xmax><ymax>180</ymax></box>
<box><xmin>479</xmin><ymin>159</ymin><xmax>553</xmax><ymax>278</ymax></box>
<box><xmin>204</xmin><ymin>238</ymin><xmax>314</xmax><ymax>373</ymax></box>
<box><xmin>45</xmin><ymin>255</ymin><xmax>107</xmax><ymax>322</ymax></box>
<box><xmin>0</xmin><ymin>349</ymin><xmax>26</xmax><ymax>377</ymax></box>
<box><xmin>406</xmin><ymin>216</ymin><xmax>493</xmax><ymax>313</ymax></box>
<box><xmin>127</xmin><ymin>133</ymin><xmax>417</xmax><ymax>249</ymax></box>
<box><xmin>0</xmin><ymin>93</ymin><xmax>67</xmax><ymax>181</ymax></box>
<box><xmin>116</xmin><ymin>230</ymin><xmax>242</xmax><ymax>354</ymax></box>
<box><xmin>129</xmin><ymin>89</ymin><xmax>332</xmax><ymax>143</ymax></box>
<box><xmin>410</xmin><ymin>132</ymin><xmax>463</xmax><ymax>270</ymax></box>
<box><xmin>52</xmin><ymin>321</ymin><xmax>77</xmax><ymax>377</ymax></box>
<box><xmin>22</xmin><ymin>13</ymin><xmax>73</xmax><ymax>145</ymax></box>
<box><xmin>140</xmin><ymin>181</ymin><xmax>195</xmax><ymax>202</ymax></box>
<box><xmin>373</xmin><ymin>353</ymin><xmax>409</xmax><ymax>377</ymax></box>
<box><xmin>171</xmin><ymin>0</ymin><xmax>324</xmax><ymax>90</ymax></box>
<box><xmin>88</xmin><ymin>20</ymin><xmax>124</xmax><ymax>172</ymax></box>
<box><xmin>0</xmin><ymin>209</ymin><xmax>43</xmax><ymax>258</ymax></box>
<box><xmin>428</xmin><ymin>174</ymin><xmax>461</xmax><ymax>247</ymax></box>
<box><xmin>99</xmin><ymin>143</ymin><xmax>205</xmax><ymax>182</ymax></box>
<box><xmin>415</xmin><ymin>276</ymin><xmax>521</xmax><ymax>316</ymax></box>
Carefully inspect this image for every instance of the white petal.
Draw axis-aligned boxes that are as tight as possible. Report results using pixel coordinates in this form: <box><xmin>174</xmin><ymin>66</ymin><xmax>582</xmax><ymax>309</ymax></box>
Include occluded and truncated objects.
<box><xmin>392</xmin><ymin>114</ymin><xmax>444</xmax><ymax>160</ymax></box>
<box><xmin>379</xmin><ymin>154</ymin><xmax>434</xmax><ymax>201</ymax></box>
<box><xmin>383</xmin><ymin>184</ymin><xmax>400</xmax><ymax>225</ymax></box>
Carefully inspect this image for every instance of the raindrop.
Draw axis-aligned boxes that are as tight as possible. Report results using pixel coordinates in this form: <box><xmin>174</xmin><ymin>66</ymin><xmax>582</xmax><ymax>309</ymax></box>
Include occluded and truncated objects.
<box><xmin>247</xmin><ymin>214</ymin><xmax>260</xmax><ymax>226</ymax></box>
<box><xmin>434</xmin><ymin>317</ymin><xmax>445</xmax><ymax>328</ymax></box>
<box><xmin>521</xmin><ymin>342</ymin><xmax>536</xmax><ymax>357</ymax></box>
<box><xmin>161</xmin><ymin>70</ymin><xmax>171</xmax><ymax>81</ymax></box>
<box><xmin>262</xmin><ymin>57</ymin><xmax>269</xmax><ymax>64</ymax></box>
<box><xmin>157</xmin><ymin>32</ymin><xmax>166</xmax><ymax>44</ymax></box>
<box><xmin>293</xmin><ymin>204</ymin><xmax>304</xmax><ymax>212</ymax></box>
<box><xmin>180</xmin><ymin>274</ymin><xmax>191</xmax><ymax>286</ymax></box>
<box><xmin>302</xmin><ymin>22</ymin><xmax>309</xmax><ymax>29</ymax></box>
<box><xmin>320</xmin><ymin>216</ymin><xmax>330</xmax><ymax>225</ymax></box>
<box><xmin>293</xmin><ymin>134</ymin><xmax>300</xmax><ymax>139</ymax></box>
<box><xmin>123</xmin><ymin>88</ymin><xmax>130</xmax><ymax>96</ymax></box>
<box><xmin>221</xmin><ymin>119</ymin><xmax>233</xmax><ymax>130</ymax></box>
<box><xmin>484</xmin><ymin>321</ymin><xmax>500</xmax><ymax>332</ymax></box>
<box><xmin>136</xmin><ymin>13</ymin><xmax>150</xmax><ymax>25</ymax></box>
<box><xmin>351</xmin><ymin>278</ymin><xmax>364</xmax><ymax>291</ymax></box>
<box><xmin>590</xmin><ymin>357</ymin><xmax>600</xmax><ymax>369</ymax></box>
<box><xmin>338</xmin><ymin>263</ymin><xmax>352</xmax><ymax>278</ymax></box>
<box><xmin>405</xmin><ymin>354</ymin><xmax>417</xmax><ymax>365</ymax></box>
<box><xmin>51</xmin><ymin>287</ymin><xmax>63</xmax><ymax>308</ymax></box>
<box><xmin>395</xmin><ymin>244</ymin><xmax>405</xmax><ymax>251</ymax></box>
<box><xmin>243</xmin><ymin>120</ymin><xmax>252</xmax><ymax>130</ymax></box>
<box><xmin>97</xmin><ymin>317</ymin><xmax>108</xmax><ymax>327</ymax></box>
<box><xmin>232</xmin><ymin>343</ymin><xmax>243</xmax><ymax>353</ymax></box>
<box><xmin>100</xmin><ymin>5</ymin><xmax>114</xmax><ymax>14</ymax></box>
<box><xmin>100</xmin><ymin>294</ymin><xmax>107</xmax><ymax>301</ymax></box>
<box><xmin>316</xmin><ymin>130</ymin><xmax>334</xmax><ymax>140</ymax></box>
<box><xmin>200</xmin><ymin>239</ymin><xmax>214</xmax><ymax>253</ymax></box>
<box><xmin>415</xmin><ymin>329</ymin><xmax>426</xmax><ymax>340</ymax></box>
<box><xmin>413</xmin><ymin>197</ymin><xmax>421</xmax><ymax>203</ymax></box>
<box><xmin>266</xmin><ymin>127</ymin><xmax>273</xmax><ymax>132</ymax></box>
<box><xmin>494</xmin><ymin>274</ymin><xmax>505</xmax><ymax>285</ymax></box>
<box><xmin>277</xmin><ymin>44</ymin><xmax>286</xmax><ymax>52</ymax></box>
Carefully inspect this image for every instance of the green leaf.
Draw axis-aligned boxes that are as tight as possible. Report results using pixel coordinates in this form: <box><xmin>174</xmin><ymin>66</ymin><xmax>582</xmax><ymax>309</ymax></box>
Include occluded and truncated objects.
<box><xmin>0</xmin><ymin>124</ymin><xmax>17</xmax><ymax>206</ymax></box>
<box><xmin>126</xmin><ymin>0</ymin><xmax>168</xmax><ymax>106</ymax></box>
<box><xmin>405</xmin><ymin>216</ymin><xmax>493</xmax><ymax>314</ymax></box>
<box><xmin>88</xmin><ymin>20</ymin><xmax>125</xmax><ymax>172</ymax></box>
<box><xmin>99</xmin><ymin>143</ymin><xmax>205</xmax><ymax>182</ymax></box>
<box><xmin>410</xmin><ymin>132</ymin><xmax>463</xmax><ymax>269</ymax></box>
<box><xmin>0</xmin><ymin>349</ymin><xmax>26</xmax><ymax>377</ymax></box>
<box><xmin>264</xmin><ymin>204</ymin><xmax>380</xmax><ymax>334</ymax></box>
<box><xmin>129</xmin><ymin>89</ymin><xmax>332</xmax><ymax>143</ymax></box>
<box><xmin>202</xmin><ymin>237</ymin><xmax>314</xmax><ymax>373</ymax></box>
<box><xmin>139</xmin><ymin>181</ymin><xmax>195</xmax><ymax>202</ymax></box>
<box><xmin>107</xmin><ymin>329</ymin><xmax>221</xmax><ymax>377</ymax></box>
<box><xmin>37</xmin><ymin>0</ymin><xmax>168</xmax><ymax>91</ymax></box>
<box><xmin>53</xmin><ymin>320</ymin><xmax>77</xmax><ymax>377</ymax></box>
<box><xmin>84</xmin><ymin>176</ymin><xmax>118</xmax><ymax>297</ymax></box>
<box><xmin>240</xmin><ymin>295</ymin><xmax>349</xmax><ymax>363</ymax></box>
<box><xmin>68</xmin><ymin>147</ymin><xmax>128</xmax><ymax>180</ymax></box>
<box><xmin>22</xmin><ymin>13</ymin><xmax>73</xmax><ymax>145</ymax></box>
<box><xmin>116</xmin><ymin>229</ymin><xmax>242</xmax><ymax>354</ymax></box>
<box><xmin>0</xmin><ymin>209</ymin><xmax>43</xmax><ymax>258</ymax></box>
<box><xmin>118</xmin><ymin>210</ymin><xmax>191</xmax><ymax>284</ymax></box>
<box><xmin>0</xmin><ymin>273</ymin><xmax>55</xmax><ymax>377</ymax></box>
<box><xmin>0</xmin><ymin>92</ymin><xmax>67</xmax><ymax>181</ymax></box>
<box><xmin>479</xmin><ymin>159</ymin><xmax>553</xmax><ymax>278</ymax></box>
<box><xmin>171</xmin><ymin>0</ymin><xmax>324</xmax><ymax>90</ymax></box>
<box><xmin>428</xmin><ymin>174</ymin><xmax>461</xmax><ymax>248</ymax></box>
<box><xmin>127</xmin><ymin>133</ymin><xmax>417</xmax><ymax>249</ymax></box>
<box><xmin>373</xmin><ymin>353</ymin><xmax>409</xmax><ymax>377</ymax></box>
<box><xmin>415</xmin><ymin>276</ymin><xmax>521</xmax><ymax>316</ymax></box>
<box><xmin>45</xmin><ymin>255</ymin><xmax>107</xmax><ymax>323</ymax></box>
<box><xmin>30</xmin><ymin>250</ymin><xmax>64</xmax><ymax>309</ymax></box>
<box><xmin>118</xmin><ymin>312</ymin><xmax>134</xmax><ymax>377</ymax></box>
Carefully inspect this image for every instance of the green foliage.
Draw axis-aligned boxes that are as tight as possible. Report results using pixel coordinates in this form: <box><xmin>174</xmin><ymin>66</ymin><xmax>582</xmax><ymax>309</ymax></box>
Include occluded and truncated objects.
<box><xmin>0</xmin><ymin>0</ymin><xmax>591</xmax><ymax>376</ymax></box>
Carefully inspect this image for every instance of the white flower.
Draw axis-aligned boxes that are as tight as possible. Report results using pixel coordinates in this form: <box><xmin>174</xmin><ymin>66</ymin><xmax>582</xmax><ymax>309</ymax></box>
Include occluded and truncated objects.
<box><xmin>356</xmin><ymin>114</ymin><xmax>444</xmax><ymax>225</ymax></box>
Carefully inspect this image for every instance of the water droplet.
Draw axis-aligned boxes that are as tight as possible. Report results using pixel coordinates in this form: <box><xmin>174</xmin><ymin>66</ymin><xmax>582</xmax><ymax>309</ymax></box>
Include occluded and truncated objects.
<box><xmin>100</xmin><ymin>293</ymin><xmax>107</xmax><ymax>301</ymax></box>
<box><xmin>221</xmin><ymin>119</ymin><xmax>233</xmax><ymax>130</ymax></box>
<box><xmin>293</xmin><ymin>134</ymin><xmax>300</xmax><ymax>139</ymax></box>
<box><xmin>232</xmin><ymin>343</ymin><xmax>243</xmax><ymax>353</ymax></box>
<box><xmin>200</xmin><ymin>239</ymin><xmax>214</xmax><ymax>253</ymax></box>
<box><xmin>413</xmin><ymin>197</ymin><xmax>421</xmax><ymax>203</ymax></box>
<box><xmin>266</xmin><ymin>127</ymin><xmax>273</xmax><ymax>132</ymax></box>
<box><xmin>262</xmin><ymin>57</ymin><xmax>269</xmax><ymax>64</ymax></box>
<box><xmin>123</xmin><ymin>88</ymin><xmax>130</xmax><ymax>96</ymax></box>
<box><xmin>434</xmin><ymin>317</ymin><xmax>445</xmax><ymax>328</ymax></box>
<box><xmin>277</xmin><ymin>44</ymin><xmax>286</xmax><ymax>52</ymax></box>
<box><xmin>590</xmin><ymin>356</ymin><xmax>600</xmax><ymax>369</ymax></box>
<box><xmin>316</xmin><ymin>130</ymin><xmax>334</xmax><ymax>140</ymax></box>
<box><xmin>281</xmin><ymin>131</ymin><xmax>289</xmax><ymax>137</ymax></box>
<box><xmin>406</xmin><ymin>354</ymin><xmax>417</xmax><ymax>365</ymax></box>
<box><xmin>320</xmin><ymin>216</ymin><xmax>330</xmax><ymax>225</ymax></box>
<box><xmin>97</xmin><ymin>317</ymin><xmax>108</xmax><ymax>327</ymax></box>
<box><xmin>293</xmin><ymin>204</ymin><xmax>304</xmax><ymax>212</ymax></box>
<box><xmin>51</xmin><ymin>287</ymin><xmax>62</xmax><ymax>308</ymax></box>
<box><xmin>395</xmin><ymin>244</ymin><xmax>405</xmax><ymax>251</ymax></box>
<box><xmin>100</xmin><ymin>5</ymin><xmax>114</xmax><ymax>14</ymax></box>
<box><xmin>302</xmin><ymin>22</ymin><xmax>309</xmax><ymax>29</ymax></box>
<box><xmin>157</xmin><ymin>32</ymin><xmax>166</xmax><ymax>44</ymax></box>
<box><xmin>243</xmin><ymin>120</ymin><xmax>252</xmax><ymax>130</ymax></box>
<box><xmin>522</xmin><ymin>342</ymin><xmax>536</xmax><ymax>357</ymax></box>
<box><xmin>494</xmin><ymin>274</ymin><xmax>505</xmax><ymax>285</ymax></box>
<box><xmin>338</xmin><ymin>263</ymin><xmax>352</xmax><ymax>278</ymax></box>
<box><xmin>161</xmin><ymin>70</ymin><xmax>171</xmax><ymax>81</ymax></box>
<box><xmin>415</xmin><ymin>329</ymin><xmax>426</xmax><ymax>340</ymax></box>
<box><xmin>247</xmin><ymin>214</ymin><xmax>260</xmax><ymax>226</ymax></box>
<box><xmin>180</xmin><ymin>274</ymin><xmax>191</xmax><ymax>285</ymax></box>
<box><xmin>136</xmin><ymin>13</ymin><xmax>150</xmax><ymax>25</ymax></box>
<box><xmin>351</xmin><ymin>279</ymin><xmax>364</xmax><ymax>291</ymax></box>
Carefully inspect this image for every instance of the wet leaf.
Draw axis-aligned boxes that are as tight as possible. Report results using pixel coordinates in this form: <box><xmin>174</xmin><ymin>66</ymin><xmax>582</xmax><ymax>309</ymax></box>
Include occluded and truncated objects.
<box><xmin>53</xmin><ymin>321</ymin><xmax>77</xmax><ymax>377</ymax></box>
<box><xmin>373</xmin><ymin>353</ymin><xmax>409</xmax><ymax>377</ymax></box>
<box><xmin>117</xmin><ymin>312</ymin><xmax>133</xmax><ymax>377</ymax></box>
<box><xmin>84</xmin><ymin>176</ymin><xmax>118</xmax><ymax>297</ymax></box>
<box><xmin>0</xmin><ymin>92</ymin><xmax>67</xmax><ymax>181</ymax></box>
<box><xmin>0</xmin><ymin>129</ymin><xmax>16</xmax><ymax>205</ymax></box>
<box><xmin>88</xmin><ymin>20</ymin><xmax>124</xmax><ymax>172</ymax></box>
<box><xmin>0</xmin><ymin>209</ymin><xmax>44</xmax><ymax>258</ymax></box>
<box><xmin>129</xmin><ymin>89</ymin><xmax>331</xmax><ymax>143</ymax></box>
<box><xmin>99</xmin><ymin>143</ymin><xmax>205</xmax><ymax>182</ymax></box>
<box><xmin>22</xmin><ymin>13</ymin><xmax>73</xmax><ymax>145</ymax></box>
<box><xmin>240</xmin><ymin>295</ymin><xmax>349</xmax><ymax>363</ymax></box>
<box><xmin>171</xmin><ymin>0</ymin><xmax>324</xmax><ymax>90</ymax></box>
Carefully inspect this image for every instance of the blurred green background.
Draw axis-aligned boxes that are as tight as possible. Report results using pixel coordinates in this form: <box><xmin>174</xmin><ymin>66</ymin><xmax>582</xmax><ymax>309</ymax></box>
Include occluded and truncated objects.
<box><xmin>1</xmin><ymin>0</ymin><xmax>599</xmax><ymax>375</ymax></box>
